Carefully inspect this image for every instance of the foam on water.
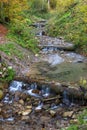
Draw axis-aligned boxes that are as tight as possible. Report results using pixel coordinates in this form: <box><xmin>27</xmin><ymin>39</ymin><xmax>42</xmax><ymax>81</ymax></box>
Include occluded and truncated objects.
<box><xmin>9</xmin><ymin>81</ymin><xmax>23</xmax><ymax>92</ymax></box>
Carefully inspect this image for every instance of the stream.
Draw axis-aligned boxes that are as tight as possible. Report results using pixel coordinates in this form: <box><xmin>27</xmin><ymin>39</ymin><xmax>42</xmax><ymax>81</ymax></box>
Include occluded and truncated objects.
<box><xmin>0</xmin><ymin>20</ymin><xmax>87</xmax><ymax>130</ymax></box>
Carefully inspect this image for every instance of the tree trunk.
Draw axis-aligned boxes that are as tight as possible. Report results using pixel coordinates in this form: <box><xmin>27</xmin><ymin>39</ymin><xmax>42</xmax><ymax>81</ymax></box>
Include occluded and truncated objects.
<box><xmin>0</xmin><ymin>2</ymin><xmax>5</xmax><ymax>23</ymax></box>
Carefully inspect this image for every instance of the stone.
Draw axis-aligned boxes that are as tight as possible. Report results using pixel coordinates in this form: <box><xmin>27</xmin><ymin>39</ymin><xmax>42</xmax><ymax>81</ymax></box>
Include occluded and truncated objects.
<box><xmin>19</xmin><ymin>99</ymin><xmax>24</xmax><ymax>105</ymax></box>
<box><xmin>32</xmin><ymin>89</ymin><xmax>39</xmax><ymax>94</ymax></box>
<box><xmin>70</xmin><ymin>119</ymin><xmax>79</xmax><ymax>124</ymax></box>
<box><xmin>49</xmin><ymin>110</ymin><xmax>56</xmax><ymax>117</ymax></box>
<box><xmin>8</xmin><ymin>66</ymin><xmax>12</xmax><ymax>69</ymax></box>
<box><xmin>56</xmin><ymin>121</ymin><xmax>60</xmax><ymax>129</ymax></box>
<box><xmin>0</xmin><ymin>72</ymin><xmax>2</xmax><ymax>75</ymax></box>
<box><xmin>26</xmin><ymin>105</ymin><xmax>32</xmax><ymax>109</ymax></box>
<box><xmin>22</xmin><ymin>109</ymin><xmax>32</xmax><ymax>116</ymax></box>
<box><xmin>0</xmin><ymin>90</ymin><xmax>4</xmax><ymax>100</ymax></box>
<box><xmin>21</xmin><ymin>116</ymin><xmax>29</xmax><ymax>120</ymax></box>
<box><xmin>63</xmin><ymin>111</ymin><xmax>73</xmax><ymax>117</ymax></box>
<box><xmin>35</xmin><ymin>54</ymin><xmax>39</xmax><ymax>57</ymax></box>
<box><xmin>0</xmin><ymin>83</ymin><xmax>8</xmax><ymax>89</ymax></box>
<box><xmin>40</xmin><ymin>116</ymin><xmax>50</xmax><ymax>122</ymax></box>
<box><xmin>3</xmin><ymin>67</ymin><xmax>6</xmax><ymax>71</ymax></box>
<box><xmin>43</xmin><ymin>104</ymin><xmax>50</xmax><ymax>110</ymax></box>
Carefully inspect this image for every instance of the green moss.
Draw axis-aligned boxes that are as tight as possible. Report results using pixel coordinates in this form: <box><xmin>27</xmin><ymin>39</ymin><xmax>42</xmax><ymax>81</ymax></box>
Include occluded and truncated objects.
<box><xmin>0</xmin><ymin>43</ymin><xmax>23</xmax><ymax>59</ymax></box>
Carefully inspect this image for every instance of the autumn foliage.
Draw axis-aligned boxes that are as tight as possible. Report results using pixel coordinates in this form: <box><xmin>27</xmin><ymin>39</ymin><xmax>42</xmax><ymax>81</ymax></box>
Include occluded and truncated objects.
<box><xmin>0</xmin><ymin>0</ymin><xmax>28</xmax><ymax>23</ymax></box>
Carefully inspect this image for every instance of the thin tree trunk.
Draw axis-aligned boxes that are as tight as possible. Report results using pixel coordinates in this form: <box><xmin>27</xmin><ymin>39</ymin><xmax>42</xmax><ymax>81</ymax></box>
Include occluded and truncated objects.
<box><xmin>0</xmin><ymin>2</ymin><xmax>5</xmax><ymax>23</ymax></box>
<box><xmin>48</xmin><ymin>0</ymin><xmax>50</xmax><ymax>10</ymax></box>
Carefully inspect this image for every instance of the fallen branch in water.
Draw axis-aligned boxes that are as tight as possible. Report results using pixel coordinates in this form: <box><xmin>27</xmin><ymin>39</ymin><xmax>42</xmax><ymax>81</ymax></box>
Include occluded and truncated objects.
<box><xmin>42</xmin><ymin>95</ymin><xmax>61</xmax><ymax>102</ymax></box>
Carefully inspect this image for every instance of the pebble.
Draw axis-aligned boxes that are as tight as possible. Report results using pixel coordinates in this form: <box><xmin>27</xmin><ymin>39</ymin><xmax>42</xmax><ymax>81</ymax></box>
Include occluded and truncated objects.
<box><xmin>49</xmin><ymin>110</ymin><xmax>56</xmax><ymax>117</ymax></box>
<box><xmin>63</xmin><ymin>111</ymin><xmax>73</xmax><ymax>117</ymax></box>
<box><xmin>19</xmin><ymin>99</ymin><xmax>24</xmax><ymax>105</ymax></box>
<box><xmin>22</xmin><ymin>109</ymin><xmax>32</xmax><ymax>116</ymax></box>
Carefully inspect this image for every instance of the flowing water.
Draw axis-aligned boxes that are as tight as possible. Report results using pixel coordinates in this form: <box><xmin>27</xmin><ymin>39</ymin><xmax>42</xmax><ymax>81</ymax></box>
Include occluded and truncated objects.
<box><xmin>1</xmin><ymin>21</ymin><xmax>87</xmax><ymax>129</ymax></box>
<box><xmin>29</xmin><ymin>21</ymin><xmax>87</xmax><ymax>82</ymax></box>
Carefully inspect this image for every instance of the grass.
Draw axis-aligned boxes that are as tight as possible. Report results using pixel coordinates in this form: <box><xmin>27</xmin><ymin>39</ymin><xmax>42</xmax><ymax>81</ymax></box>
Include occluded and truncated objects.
<box><xmin>0</xmin><ymin>42</ymin><xmax>23</xmax><ymax>59</ymax></box>
<box><xmin>46</xmin><ymin>0</ymin><xmax>87</xmax><ymax>55</ymax></box>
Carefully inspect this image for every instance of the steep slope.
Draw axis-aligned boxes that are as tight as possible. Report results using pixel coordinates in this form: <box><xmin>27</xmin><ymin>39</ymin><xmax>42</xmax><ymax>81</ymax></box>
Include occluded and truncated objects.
<box><xmin>47</xmin><ymin>0</ymin><xmax>87</xmax><ymax>55</ymax></box>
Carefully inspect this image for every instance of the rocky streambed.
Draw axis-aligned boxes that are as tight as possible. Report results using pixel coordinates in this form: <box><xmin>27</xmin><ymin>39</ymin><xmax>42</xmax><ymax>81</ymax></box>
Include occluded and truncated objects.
<box><xmin>0</xmin><ymin>20</ymin><xmax>87</xmax><ymax>130</ymax></box>
<box><xmin>0</xmin><ymin>81</ymin><xmax>87</xmax><ymax>130</ymax></box>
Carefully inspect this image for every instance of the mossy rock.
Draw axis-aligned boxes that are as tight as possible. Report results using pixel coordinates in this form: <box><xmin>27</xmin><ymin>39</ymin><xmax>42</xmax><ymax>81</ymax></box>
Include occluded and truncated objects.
<box><xmin>0</xmin><ymin>83</ymin><xmax>8</xmax><ymax>90</ymax></box>
<box><xmin>0</xmin><ymin>90</ymin><xmax>4</xmax><ymax>100</ymax></box>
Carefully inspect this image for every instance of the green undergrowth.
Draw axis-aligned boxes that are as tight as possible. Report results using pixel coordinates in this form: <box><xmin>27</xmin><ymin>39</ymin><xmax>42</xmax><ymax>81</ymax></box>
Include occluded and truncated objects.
<box><xmin>64</xmin><ymin>108</ymin><xmax>87</xmax><ymax>130</ymax></box>
<box><xmin>7</xmin><ymin>19</ymin><xmax>39</xmax><ymax>54</ymax></box>
<box><xmin>0</xmin><ymin>42</ymin><xmax>23</xmax><ymax>59</ymax></box>
<box><xmin>0</xmin><ymin>62</ymin><xmax>15</xmax><ymax>82</ymax></box>
<box><xmin>47</xmin><ymin>0</ymin><xmax>87</xmax><ymax>55</ymax></box>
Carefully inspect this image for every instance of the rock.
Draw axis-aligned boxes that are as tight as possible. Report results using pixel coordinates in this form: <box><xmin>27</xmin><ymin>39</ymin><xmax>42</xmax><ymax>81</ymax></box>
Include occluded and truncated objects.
<box><xmin>35</xmin><ymin>54</ymin><xmax>39</xmax><ymax>57</ymax></box>
<box><xmin>63</xmin><ymin>111</ymin><xmax>73</xmax><ymax>118</ymax></box>
<box><xmin>70</xmin><ymin>119</ymin><xmax>79</xmax><ymax>124</ymax></box>
<box><xmin>43</xmin><ymin>104</ymin><xmax>50</xmax><ymax>110</ymax></box>
<box><xmin>40</xmin><ymin>116</ymin><xmax>50</xmax><ymax>122</ymax></box>
<box><xmin>32</xmin><ymin>89</ymin><xmax>39</xmax><ymax>94</ymax></box>
<box><xmin>20</xmin><ymin>93</ymin><xmax>29</xmax><ymax>100</ymax></box>
<box><xmin>0</xmin><ymin>90</ymin><xmax>4</xmax><ymax>100</ymax></box>
<box><xmin>49</xmin><ymin>110</ymin><xmax>56</xmax><ymax>117</ymax></box>
<box><xmin>8</xmin><ymin>66</ymin><xmax>12</xmax><ymax>69</ymax></box>
<box><xmin>0</xmin><ymin>72</ymin><xmax>3</xmax><ymax>75</ymax></box>
<box><xmin>26</xmin><ymin>105</ymin><xmax>32</xmax><ymax>109</ymax></box>
<box><xmin>19</xmin><ymin>99</ymin><xmax>24</xmax><ymax>105</ymax></box>
<box><xmin>56</xmin><ymin>121</ymin><xmax>61</xmax><ymax>129</ymax></box>
<box><xmin>22</xmin><ymin>109</ymin><xmax>32</xmax><ymax>116</ymax></box>
<box><xmin>3</xmin><ymin>67</ymin><xmax>6</xmax><ymax>71</ymax></box>
<box><xmin>21</xmin><ymin>116</ymin><xmax>29</xmax><ymax>120</ymax></box>
<box><xmin>0</xmin><ymin>82</ymin><xmax>8</xmax><ymax>90</ymax></box>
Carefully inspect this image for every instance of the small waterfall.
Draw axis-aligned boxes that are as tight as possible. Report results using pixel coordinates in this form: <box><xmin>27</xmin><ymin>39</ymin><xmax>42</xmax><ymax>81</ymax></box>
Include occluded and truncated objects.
<box><xmin>30</xmin><ymin>82</ymin><xmax>37</xmax><ymax>89</ymax></box>
<box><xmin>41</xmin><ymin>85</ymin><xmax>50</xmax><ymax>97</ymax></box>
<box><xmin>62</xmin><ymin>90</ymin><xmax>70</xmax><ymax>106</ymax></box>
<box><xmin>3</xmin><ymin>93</ymin><xmax>13</xmax><ymax>104</ymax></box>
<box><xmin>9</xmin><ymin>81</ymin><xmax>23</xmax><ymax>93</ymax></box>
<box><xmin>35</xmin><ymin>101</ymin><xmax>43</xmax><ymax>110</ymax></box>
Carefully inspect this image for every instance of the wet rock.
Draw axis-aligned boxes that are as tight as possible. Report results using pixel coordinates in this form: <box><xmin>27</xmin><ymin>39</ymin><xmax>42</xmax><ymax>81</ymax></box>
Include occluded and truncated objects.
<box><xmin>32</xmin><ymin>89</ymin><xmax>40</xmax><ymax>94</ymax></box>
<box><xmin>35</xmin><ymin>101</ymin><xmax>43</xmax><ymax>112</ymax></box>
<box><xmin>22</xmin><ymin>109</ymin><xmax>32</xmax><ymax>116</ymax></box>
<box><xmin>14</xmin><ymin>91</ymin><xmax>22</xmax><ymax>100</ymax></box>
<box><xmin>20</xmin><ymin>93</ymin><xmax>29</xmax><ymax>101</ymax></box>
<box><xmin>0</xmin><ymin>90</ymin><xmax>4</xmax><ymax>100</ymax></box>
<box><xmin>49</xmin><ymin>110</ymin><xmax>56</xmax><ymax>117</ymax></box>
<box><xmin>43</xmin><ymin>104</ymin><xmax>50</xmax><ymax>110</ymax></box>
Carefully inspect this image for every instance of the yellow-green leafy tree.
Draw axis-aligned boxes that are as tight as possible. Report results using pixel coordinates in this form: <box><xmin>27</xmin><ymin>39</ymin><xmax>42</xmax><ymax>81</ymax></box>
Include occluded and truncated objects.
<box><xmin>0</xmin><ymin>0</ymin><xmax>28</xmax><ymax>23</ymax></box>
